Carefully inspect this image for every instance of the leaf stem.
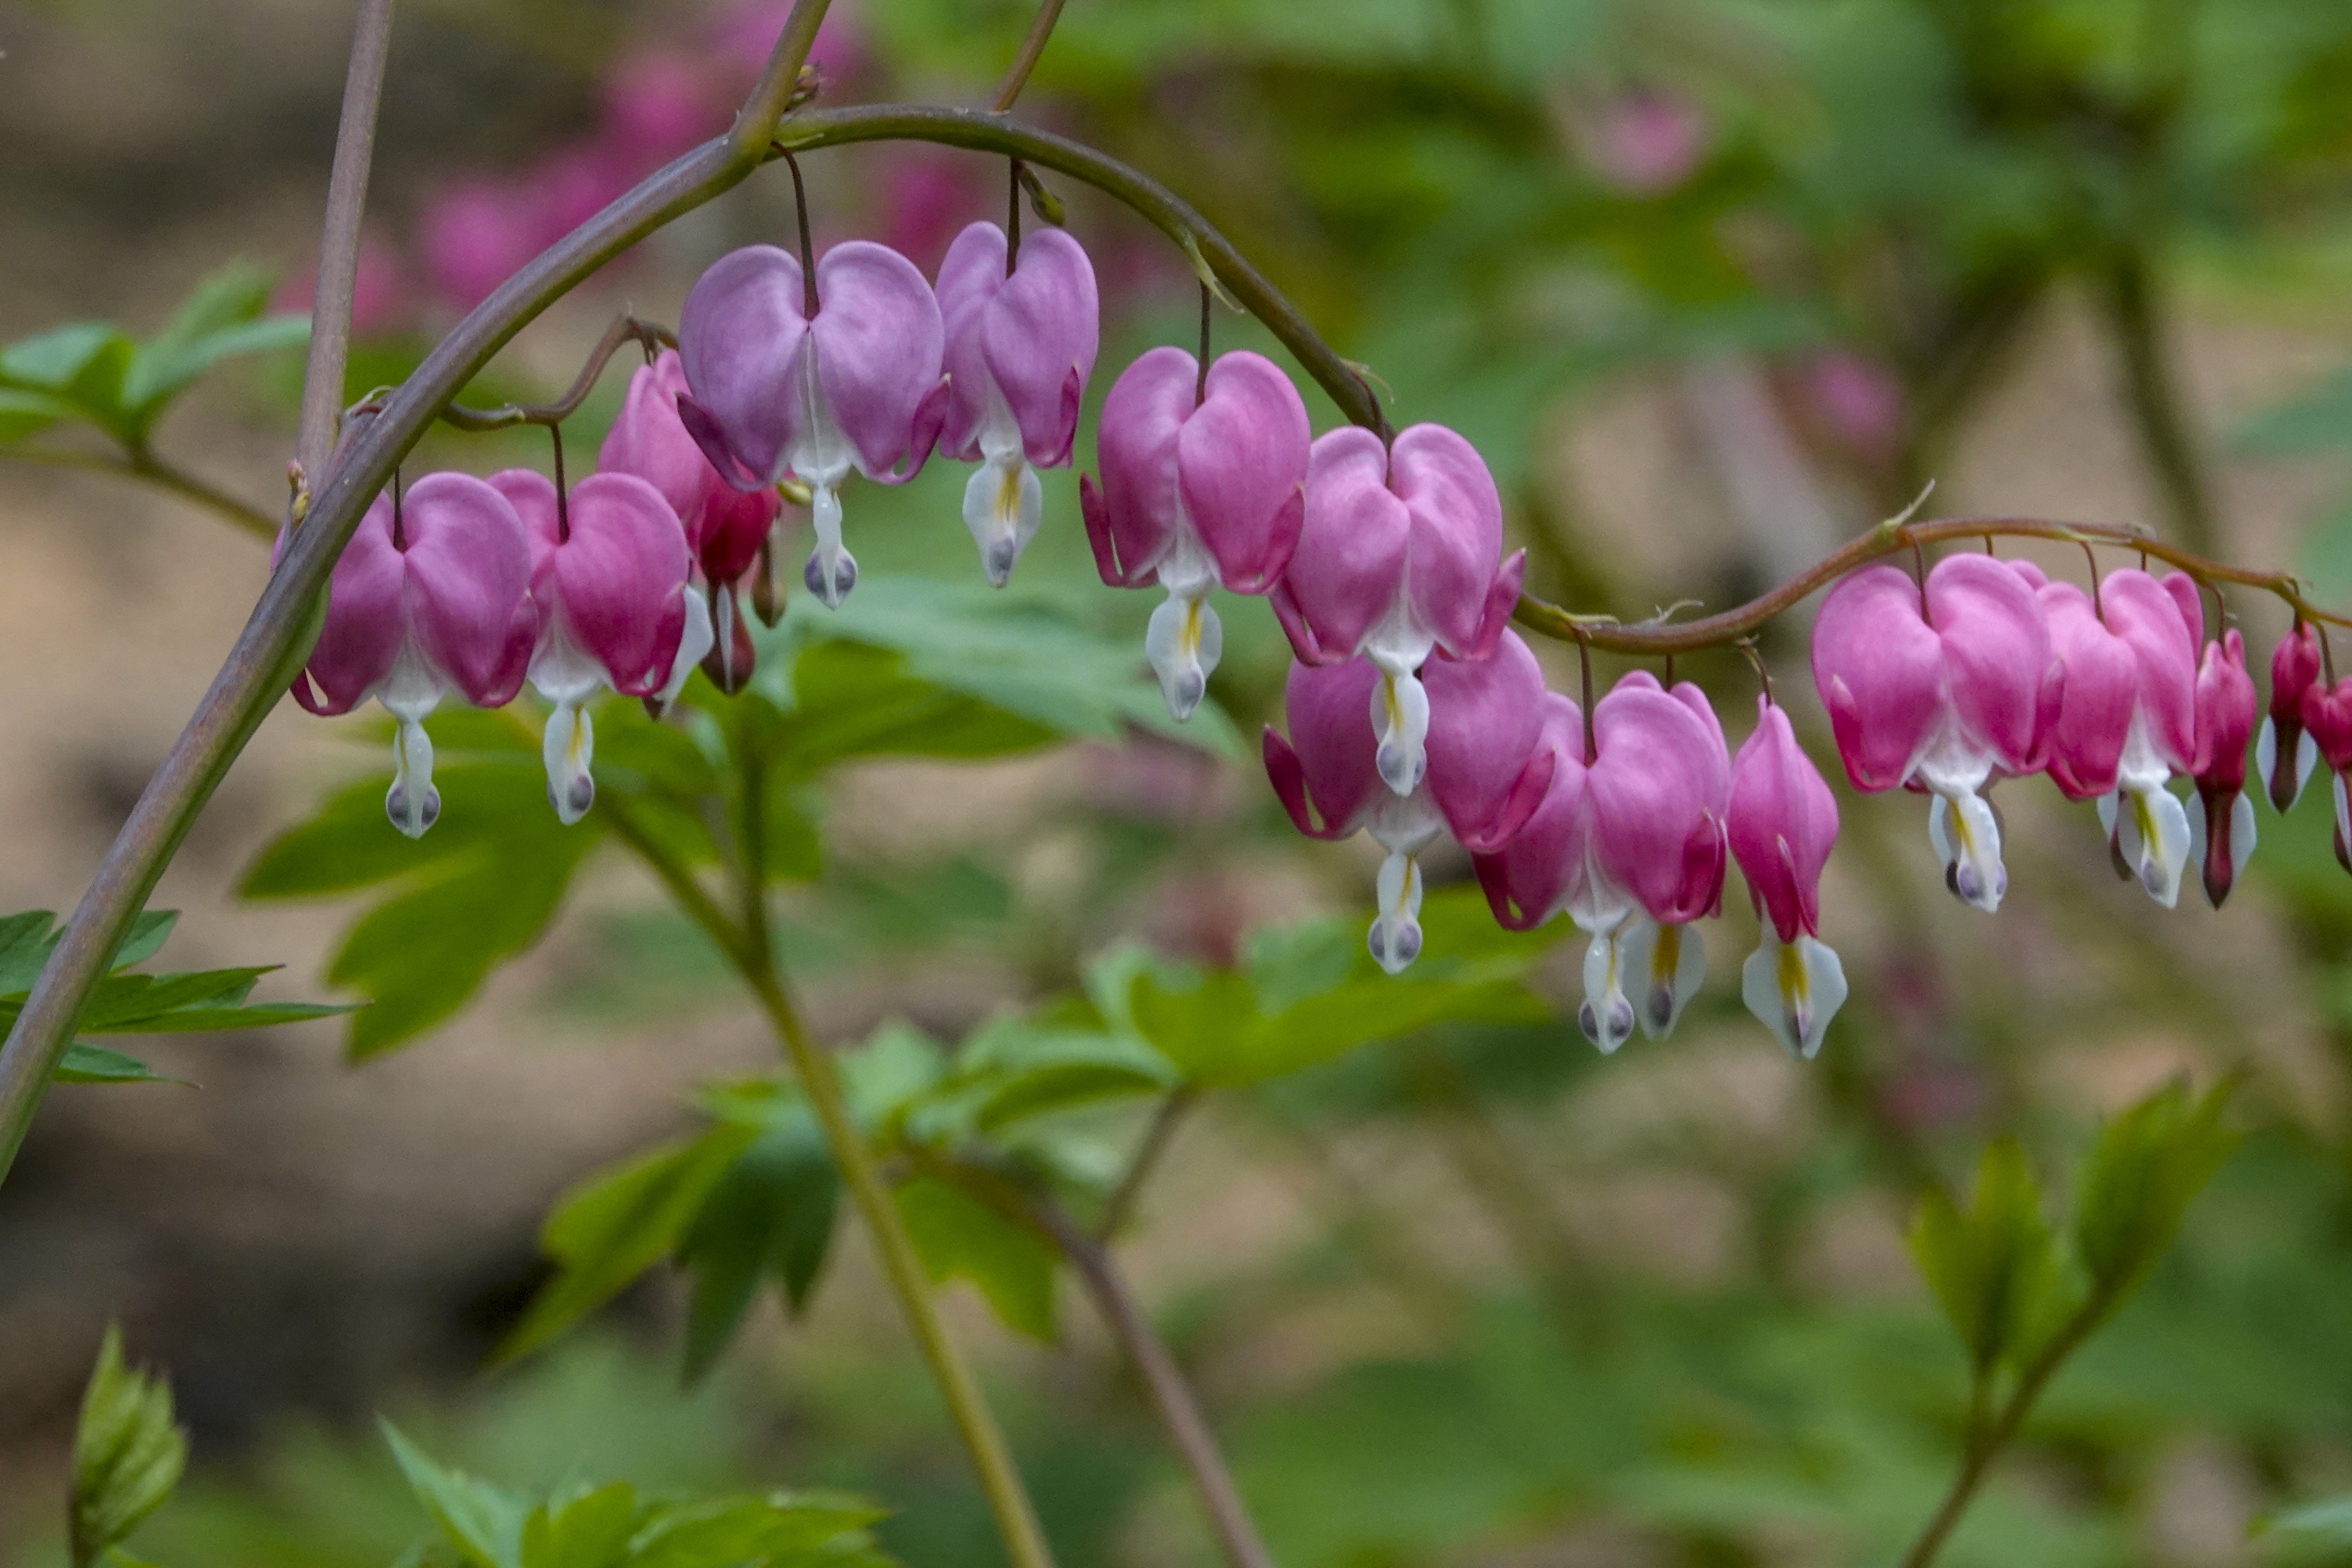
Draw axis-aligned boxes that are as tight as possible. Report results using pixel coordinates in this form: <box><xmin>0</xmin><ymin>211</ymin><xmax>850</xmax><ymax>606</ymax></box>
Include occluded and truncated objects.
<box><xmin>293</xmin><ymin>0</ymin><xmax>397</xmax><ymax>508</ymax></box>
<box><xmin>940</xmin><ymin>1158</ymin><xmax>1277</xmax><ymax>1568</ymax></box>
<box><xmin>1097</xmin><ymin>1086</ymin><xmax>1196</xmax><ymax>1240</ymax></box>
<box><xmin>0</xmin><ymin>445</ymin><xmax>277</xmax><ymax>540</ymax></box>
<box><xmin>1896</xmin><ymin>1290</ymin><xmax>2112</xmax><ymax>1568</ymax></box>
<box><xmin>990</xmin><ymin>0</ymin><xmax>1069</xmax><ymax>113</ymax></box>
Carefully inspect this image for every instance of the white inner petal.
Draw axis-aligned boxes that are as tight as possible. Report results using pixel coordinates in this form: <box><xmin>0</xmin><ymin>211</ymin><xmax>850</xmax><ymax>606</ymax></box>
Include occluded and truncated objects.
<box><xmin>542</xmin><ymin>699</ymin><xmax>597</xmax><ymax>825</ymax></box>
<box><xmin>2112</xmin><ymin>780</ymin><xmax>2190</xmax><ymax>909</ymax></box>
<box><xmin>659</xmin><ymin>582</ymin><xmax>717</xmax><ymax>708</ymax></box>
<box><xmin>1621</xmin><ymin>916</ymin><xmax>1706</xmax><ymax>1041</ymax></box>
<box><xmin>1368</xmin><ymin>848</ymin><xmax>1426</xmax><ymax>975</ymax></box>
<box><xmin>1929</xmin><ymin>787</ymin><xmax>2006</xmax><ymax>913</ymax></box>
<box><xmin>1741</xmin><ymin>933</ymin><xmax>1847</xmax><ymax>1060</ymax></box>
<box><xmin>1144</xmin><ymin>589</ymin><xmax>1222</xmax><ymax>722</ymax></box>
<box><xmin>1369</xmin><ymin>667</ymin><xmax>1430</xmax><ymax>798</ymax></box>
<box><xmin>963</xmin><ymin>382</ymin><xmax>1043</xmax><ymax>588</ymax></box>
<box><xmin>1578</xmin><ymin>922</ymin><xmax>1638</xmax><ymax>1055</ymax></box>
<box><xmin>2229</xmin><ymin>789</ymin><xmax>2257</xmax><ymax>889</ymax></box>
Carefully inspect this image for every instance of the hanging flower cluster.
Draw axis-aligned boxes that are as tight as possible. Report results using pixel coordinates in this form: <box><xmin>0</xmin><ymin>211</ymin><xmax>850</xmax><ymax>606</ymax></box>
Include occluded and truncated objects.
<box><xmin>293</xmin><ymin>197</ymin><xmax>2324</xmax><ymax>1065</ymax></box>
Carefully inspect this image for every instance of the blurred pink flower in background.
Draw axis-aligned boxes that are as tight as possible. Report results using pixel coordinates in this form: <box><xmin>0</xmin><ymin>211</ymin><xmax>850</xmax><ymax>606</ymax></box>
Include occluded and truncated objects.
<box><xmin>420</xmin><ymin>180</ymin><xmax>546</xmax><ymax>312</ymax></box>
<box><xmin>1583</xmin><ymin>89</ymin><xmax>1708</xmax><ymax>194</ymax></box>
<box><xmin>1801</xmin><ymin>350</ymin><xmax>1908</xmax><ymax>456</ymax></box>
<box><xmin>710</xmin><ymin>1</ymin><xmax>867</xmax><ymax>91</ymax></box>
<box><xmin>603</xmin><ymin>51</ymin><xmax>714</xmax><ymax>165</ymax></box>
<box><xmin>880</xmin><ymin>150</ymin><xmax>988</xmax><ymax>274</ymax></box>
<box><xmin>273</xmin><ymin>230</ymin><xmax>409</xmax><ymax>337</ymax></box>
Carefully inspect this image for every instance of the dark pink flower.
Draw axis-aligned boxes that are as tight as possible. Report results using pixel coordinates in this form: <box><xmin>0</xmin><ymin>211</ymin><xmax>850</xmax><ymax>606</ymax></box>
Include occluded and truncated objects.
<box><xmin>1471</xmin><ymin>670</ymin><xmax>1730</xmax><ymax>1050</ymax></box>
<box><xmin>1082</xmin><ymin>348</ymin><xmax>1310</xmax><ymax>720</ymax></box>
<box><xmin>1727</xmin><ymin>697</ymin><xmax>1845</xmax><ymax>1058</ymax></box>
<box><xmin>2186</xmin><ymin>628</ymin><xmax>2258</xmax><ymax>907</ymax></box>
<box><xmin>2261</xmin><ymin>622</ymin><xmax>2324</xmax><ymax>813</ymax></box>
<box><xmin>1265</xmin><ymin>631</ymin><xmax>1553</xmax><ymax>973</ymax></box>
<box><xmin>1803</xmin><ymin>351</ymin><xmax>1907</xmax><ymax>456</ymax></box>
<box><xmin>2301</xmin><ymin>675</ymin><xmax>2352</xmax><ymax>873</ymax></box>
<box><xmin>934</xmin><ymin>220</ymin><xmax>1099</xmax><ymax>585</ymax></box>
<box><xmin>1583</xmin><ymin>89</ymin><xmax>1708</xmax><ymax>193</ymax></box>
<box><xmin>291</xmin><ymin>473</ymin><xmax>536</xmax><ymax>837</ymax></box>
<box><xmin>492</xmin><ymin>469</ymin><xmax>710</xmax><ymax>822</ymax></box>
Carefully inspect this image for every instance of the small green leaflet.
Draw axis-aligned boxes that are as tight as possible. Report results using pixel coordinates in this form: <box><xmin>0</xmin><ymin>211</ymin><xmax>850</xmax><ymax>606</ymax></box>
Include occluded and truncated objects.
<box><xmin>71</xmin><ymin>1326</ymin><xmax>187</xmax><ymax>1568</ymax></box>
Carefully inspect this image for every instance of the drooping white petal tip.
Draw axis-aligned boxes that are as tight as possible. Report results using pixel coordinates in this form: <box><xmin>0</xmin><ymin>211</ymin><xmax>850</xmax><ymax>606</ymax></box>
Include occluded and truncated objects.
<box><xmin>384</xmin><ymin>715</ymin><xmax>440</xmax><ymax>839</ymax></box>
<box><xmin>1578</xmin><ymin>926</ymin><xmax>1638</xmax><ymax>1055</ymax></box>
<box><xmin>1929</xmin><ymin>789</ymin><xmax>2006</xmax><ymax>912</ymax></box>
<box><xmin>1742</xmin><ymin>933</ymin><xmax>1847</xmax><ymax>1060</ymax></box>
<box><xmin>1146</xmin><ymin>591</ymin><xmax>1222</xmax><ymax>722</ymax></box>
<box><xmin>1368</xmin><ymin>848</ymin><xmax>1426</xmax><ymax>975</ymax></box>
<box><xmin>1621</xmin><ymin>917</ymin><xmax>1706</xmax><ymax>1041</ymax></box>
<box><xmin>963</xmin><ymin>451</ymin><xmax>1043</xmax><ymax>589</ymax></box>
<box><xmin>803</xmin><ymin>483</ymin><xmax>857</xmax><ymax>608</ymax></box>
<box><xmin>542</xmin><ymin>699</ymin><xmax>598</xmax><ymax>826</ymax></box>
<box><xmin>2104</xmin><ymin>782</ymin><xmax>2190</xmax><ymax>909</ymax></box>
<box><xmin>1369</xmin><ymin>667</ymin><xmax>1431</xmax><ymax>799</ymax></box>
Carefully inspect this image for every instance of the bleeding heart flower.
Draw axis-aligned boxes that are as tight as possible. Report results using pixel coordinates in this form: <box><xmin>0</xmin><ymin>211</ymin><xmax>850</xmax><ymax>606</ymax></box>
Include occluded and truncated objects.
<box><xmin>677</xmin><ymin>241</ymin><xmax>948</xmax><ymax>609</ymax></box>
<box><xmin>1726</xmin><ymin>696</ymin><xmax>1847</xmax><ymax>1059</ymax></box>
<box><xmin>1470</xmin><ymin>670</ymin><xmax>1730</xmax><ymax>1052</ymax></box>
<box><xmin>2019</xmin><ymin>567</ymin><xmax>2197</xmax><ymax>906</ymax></box>
<box><xmin>1812</xmin><ymin>554</ymin><xmax>2056</xmax><ymax>912</ymax></box>
<box><xmin>1273</xmin><ymin>424</ymin><xmax>1526</xmax><ymax>799</ymax></box>
<box><xmin>1082</xmin><ymin>348</ymin><xmax>1311</xmax><ymax>720</ymax></box>
<box><xmin>1265</xmin><ymin>630</ymin><xmax>1554</xmax><ymax>974</ymax></box>
<box><xmin>934</xmin><ymin>220</ymin><xmax>1099</xmax><ymax>587</ymax></box>
<box><xmin>491</xmin><ymin>469</ymin><xmax>712</xmax><ymax>824</ymax></box>
<box><xmin>600</xmin><ymin>348</ymin><xmax>782</xmax><ymax>692</ymax></box>
<box><xmin>2261</xmin><ymin>621</ymin><xmax>2324</xmax><ymax>814</ymax></box>
<box><xmin>291</xmin><ymin>473</ymin><xmax>537</xmax><ymax>838</ymax></box>
<box><xmin>2184</xmin><ymin>626</ymin><xmax>2259</xmax><ymax>907</ymax></box>
<box><xmin>2301</xmin><ymin>674</ymin><xmax>2352</xmax><ymax>874</ymax></box>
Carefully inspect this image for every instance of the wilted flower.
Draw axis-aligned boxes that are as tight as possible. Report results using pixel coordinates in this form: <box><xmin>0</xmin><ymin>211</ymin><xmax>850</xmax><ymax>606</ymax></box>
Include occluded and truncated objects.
<box><xmin>1472</xmin><ymin>670</ymin><xmax>1730</xmax><ymax>1052</ymax></box>
<box><xmin>1273</xmin><ymin>424</ymin><xmax>1525</xmax><ymax>797</ymax></box>
<box><xmin>1081</xmin><ymin>347</ymin><xmax>1310</xmax><ymax>720</ymax></box>
<box><xmin>677</xmin><ymin>241</ymin><xmax>947</xmax><ymax>609</ymax></box>
<box><xmin>934</xmin><ymin>220</ymin><xmax>1099</xmax><ymax>586</ymax></box>
<box><xmin>291</xmin><ymin>474</ymin><xmax>537</xmax><ymax>837</ymax></box>
<box><xmin>1812</xmin><ymin>554</ymin><xmax>2055</xmax><ymax>912</ymax></box>
<box><xmin>1727</xmin><ymin>696</ymin><xmax>1846</xmax><ymax>1059</ymax></box>
<box><xmin>1265</xmin><ymin>632</ymin><xmax>1554</xmax><ymax>974</ymax></box>
<box><xmin>492</xmin><ymin>469</ymin><xmax>712</xmax><ymax>823</ymax></box>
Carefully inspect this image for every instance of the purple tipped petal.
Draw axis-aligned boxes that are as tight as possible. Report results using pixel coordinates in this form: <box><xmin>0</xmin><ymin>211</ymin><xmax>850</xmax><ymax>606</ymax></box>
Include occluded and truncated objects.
<box><xmin>983</xmin><ymin>226</ymin><xmax>1098</xmax><ymax>466</ymax></box>
<box><xmin>547</xmin><ymin>474</ymin><xmax>693</xmax><ymax>697</ymax></box>
<box><xmin>810</xmin><ymin>240</ymin><xmax>945</xmax><ymax>480</ymax></box>
<box><xmin>1393</xmin><ymin>424</ymin><xmax>1504</xmax><ymax>657</ymax></box>
<box><xmin>398</xmin><ymin>472</ymin><xmax>537</xmax><ymax>707</ymax></box>
<box><xmin>1179</xmin><ymin>351</ymin><xmax>1312</xmax><ymax>591</ymax></box>
<box><xmin>1088</xmin><ymin>347</ymin><xmax>1197</xmax><ymax>581</ymax></box>
<box><xmin>1283</xmin><ymin>426</ymin><xmax>1410</xmax><ymax>660</ymax></box>
<box><xmin>679</xmin><ymin>245</ymin><xmax>807</xmax><ymax>484</ymax></box>
<box><xmin>1728</xmin><ymin>698</ymin><xmax>1839</xmax><ymax>943</ymax></box>
<box><xmin>1463</xmin><ymin>550</ymin><xmax>1527</xmax><ymax>662</ymax></box>
<box><xmin>297</xmin><ymin>492</ymin><xmax>406</xmax><ymax>715</ymax></box>
<box><xmin>1275</xmin><ymin>655</ymin><xmax>1387</xmax><ymax>839</ymax></box>
<box><xmin>1812</xmin><ymin>564</ymin><xmax>1944</xmax><ymax>791</ymax></box>
<box><xmin>1470</xmin><ymin>695</ymin><xmax>1589</xmax><ymax>929</ymax></box>
<box><xmin>1422</xmin><ymin>630</ymin><xmax>1551</xmax><ymax>845</ymax></box>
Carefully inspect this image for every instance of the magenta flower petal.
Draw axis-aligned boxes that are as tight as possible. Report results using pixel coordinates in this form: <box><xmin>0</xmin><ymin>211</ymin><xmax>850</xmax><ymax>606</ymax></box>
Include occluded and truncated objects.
<box><xmin>2265</xmin><ymin>622</ymin><xmax>2325</xmax><ymax>813</ymax></box>
<box><xmin>933</xmin><ymin>222</ymin><xmax>1009</xmax><ymax>464</ymax></box>
<box><xmin>1422</xmin><ymin>630</ymin><xmax>1553</xmax><ymax>849</ymax></box>
<box><xmin>1082</xmin><ymin>346</ymin><xmax>1195</xmax><ymax>584</ymax></box>
<box><xmin>678</xmin><ymin>245</ymin><xmax>808</xmax><ymax>484</ymax></box>
<box><xmin>809</xmin><ymin>240</ymin><xmax>944</xmax><ymax>481</ymax></box>
<box><xmin>1177</xmin><ymin>351</ymin><xmax>1312</xmax><ymax>591</ymax></box>
<box><xmin>397</xmin><ymin>472</ymin><xmax>536</xmax><ymax>707</ymax></box>
<box><xmin>1728</xmin><ymin>697</ymin><xmax>1839</xmax><ymax>942</ymax></box>
<box><xmin>1471</xmin><ymin>695</ymin><xmax>1589</xmax><ymax>931</ymax></box>
<box><xmin>296</xmin><ymin>492</ymin><xmax>406</xmax><ymax>715</ymax></box>
<box><xmin>1269</xmin><ymin>656</ymin><xmax>1387</xmax><ymax>838</ymax></box>
<box><xmin>1810</xmin><ymin>563</ymin><xmax>1944</xmax><ymax>791</ymax></box>
<box><xmin>600</xmin><ymin>349</ymin><xmax>719</xmax><ymax>537</ymax></box>
<box><xmin>1589</xmin><ymin>672</ymin><xmax>1731</xmax><ymax>924</ymax></box>
<box><xmin>983</xmin><ymin>226</ymin><xmax>1099</xmax><ymax>466</ymax></box>
<box><xmin>2037</xmin><ymin>581</ymin><xmax>2141</xmax><ymax>799</ymax></box>
<box><xmin>2190</xmin><ymin>628</ymin><xmax>2258</xmax><ymax>905</ymax></box>
<box><xmin>546</xmin><ymin>474</ymin><xmax>692</xmax><ymax>697</ymax></box>
<box><xmin>1925</xmin><ymin>553</ymin><xmax>2051</xmax><ymax>775</ymax></box>
<box><xmin>1393</xmin><ymin>424</ymin><xmax>1505</xmax><ymax>657</ymax></box>
<box><xmin>1284</xmin><ymin>426</ymin><xmax>1410</xmax><ymax>662</ymax></box>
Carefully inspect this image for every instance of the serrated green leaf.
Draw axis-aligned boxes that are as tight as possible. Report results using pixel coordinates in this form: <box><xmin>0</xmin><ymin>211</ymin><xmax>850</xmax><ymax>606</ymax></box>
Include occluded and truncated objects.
<box><xmin>123</xmin><ymin>315</ymin><xmax>309</xmax><ymax>426</ymax></box>
<box><xmin>2073</xmin><ymin>1075</ymin><xmax>2240</xmax><ymax>1300</ymax></box>
<box><xmin>627</xmin><ymin>1492</ymin><xmax>890</xmax><ymax>1568</ymax></box>
<box><xmin>518</xmin><ymin>1480</ymin><xmax>640</xmax><ymax>1568</ymax></box>
<box><xmin>70</xmin><ymin>1326</ymin><xmax>187</xmax><ymax>1568</ymax></box>
<box><xmin>1907</xmin><ymin>1140</ymin><xmax>2077</xmax><ymax>1374</ymax></box>
<box><xmin>381</xmin><ymin>1420</ymin><xmax>526</xmax><ymax>1568</ymax></box>
<box><xmin>676</xmin><ymin>1113</ymin><xmax>841</xmax><ymax>1384</ymax></box>
<box><xmin>502</xmin><ymin>1124</ymin><xmax>759</xmax><ymax>1363</ymax></box>
<box><xmin>896</xmin><ymin>1177</ymin><xmax>1058</xmax><ymax>1341</ymax></box>
<box><xmin>54</xmin><ymin>1044</ymin><xmax>189</xmax><ymax>1087</ymax></box>
<box><xmin>0</xmin><ymin>910</ymin><xmax>58</xmax><ymax>994</ymax></box>
<box><xmin>243</xmin><ymin>760</ymin><xmax>600</xmax><ymax>1056</ymax></box>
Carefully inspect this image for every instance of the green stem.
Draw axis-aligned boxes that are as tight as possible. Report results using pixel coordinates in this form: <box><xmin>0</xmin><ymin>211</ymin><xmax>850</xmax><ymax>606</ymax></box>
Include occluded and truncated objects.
<box><xmin>990</xmin><ymin>0</ymin><xmax>1069</xmax><ymax>112</ymax></box>
<box><xmin>1896</xmin><ymin>1292</ymin><xmax>2112</xmax><ymax>1568</ymax></box>
<box><xmin>0</xmin><ymin>0</ymin><xmax>835</xmax><ymax>1185</ymax></box>
<box><xmin>682</xmin><ymin>750</ymin><xmax>1058</xmax><ymax>1568</ymax></box>
<box><xmin>1</xmin><ymin>445</ymin><xmax>277</xmax><ymax>540</ymax></box>
<box><xmin>2103</xmin><ymin>247</ymin><xmax>2217</xmax><ymax>557</ymax></box>
<box><xmin>1096</xmin><ymin>1087</ymin><xmax>1196</xmax><ymax>1240</ymax></box>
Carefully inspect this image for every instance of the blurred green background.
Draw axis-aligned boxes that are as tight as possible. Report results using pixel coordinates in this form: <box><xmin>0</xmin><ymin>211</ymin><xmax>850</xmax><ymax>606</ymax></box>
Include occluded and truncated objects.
<box><xmin>9</xmin><ymin>0</ymin><xmax>2352</xmax><ymax>1564</ymax></box>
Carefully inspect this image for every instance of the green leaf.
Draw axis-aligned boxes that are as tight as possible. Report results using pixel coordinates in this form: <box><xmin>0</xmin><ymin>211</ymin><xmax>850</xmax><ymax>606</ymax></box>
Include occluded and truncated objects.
<box><xmin>0</xmin><ymin>910</ymin><xmax>58</xmax><ymax>994</ymax></box>
<box><xmin>381</xmin><ymin>1420</ymin><xmax>527</xmax><ymax>1568</ymax></box>
<box><xmin>1907</xmin><ymin>1139</ymin><xmax>2077</xmax><ymax>1373</ymax></box>
<box><xmin>242</xmin><ymin>759</ymin><xmax>600</xmax><ymax>1056</ymax></box>
<box><xmin>518</xmin><ymin>1480</ymin><xmax>640</xmax><ymax>1568</ymax></box>
<box><xmin>55</xmin><ymin>1044</ymin><xmax>189</xmax><ymax>1087</ymax></box>
<box><xmin>121</xmin><ymin>262</ymin><xmax>307</xmax><ymax>421</ymax></box>
<box><xmin>627</xmin><ymin>1492</ymin><xmax>891</xmax><ymax>1568</ymax></box>
<box><xmin>109</xmin><ymin>911</ymin><xmax>178</xmax><ymax>972</ymax></box>
<box><xmin>0</xmin><ymin>385</ymin><xmax>76</xmax><ymax>440</ymax></box>
<box><xmin>895</xmin><ymin>1177</ymin><xmax>1059</xmax><ymax>1341</ymax></box>
<box><xmin>3</xmin><ymin>322</ymin><xmax>128</xmax><ymax>394</ymax></box>
<box><xmin>2072</xmin><ymin>1075</ymin><xmax>2241</xmax><ymax>1300</ymax></box>
<box><xmin>501</xmin><ymin>1124</ymin><xmax>759</xmax><ymax>1363</ymax></box>
<box><xmin>2264</xmin><ymin>1491</ymin><xmax>2352</xmax><ymax>1545</ymax></box>
<box><xmin>70</xmin><ymin>1326</ymin><xmax>187</xmax><ymax>1568</ymax></box>
<box><xmin>675</xmin><ymin>1112</ymin><xmax>842</xmax><ymax>1383</ymax></box>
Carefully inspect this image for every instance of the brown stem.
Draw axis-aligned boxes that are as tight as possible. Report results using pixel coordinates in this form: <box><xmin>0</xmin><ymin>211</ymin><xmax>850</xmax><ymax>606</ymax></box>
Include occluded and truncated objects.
<box><xmin>942</xmin><ymin>1160</ymin><xmax>1277</xmax><ymax>1568</ymax></box>
<box><xmin>990</xmin><ymin>0</ymin><xmax>1069</xmax><ymax>112</ymax></box>
<box><xmin>433</xmin><ymin>315</ymin><xmax>673</xmax><ymax>431</ymax></box>
<box><xmin>1098</xmin><ymin>1087</ymin><xmax>1197</xmax><ymax>1240</ymax></box>
<box><xmin>292</xmin><ymin>0</ymin><xmax>396</xmax><ymax>511</ymax></box>
<box><xmin>0</xmin><ymin>445</ymin><xmax>276</xmax><ymax>540</ymax></box>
